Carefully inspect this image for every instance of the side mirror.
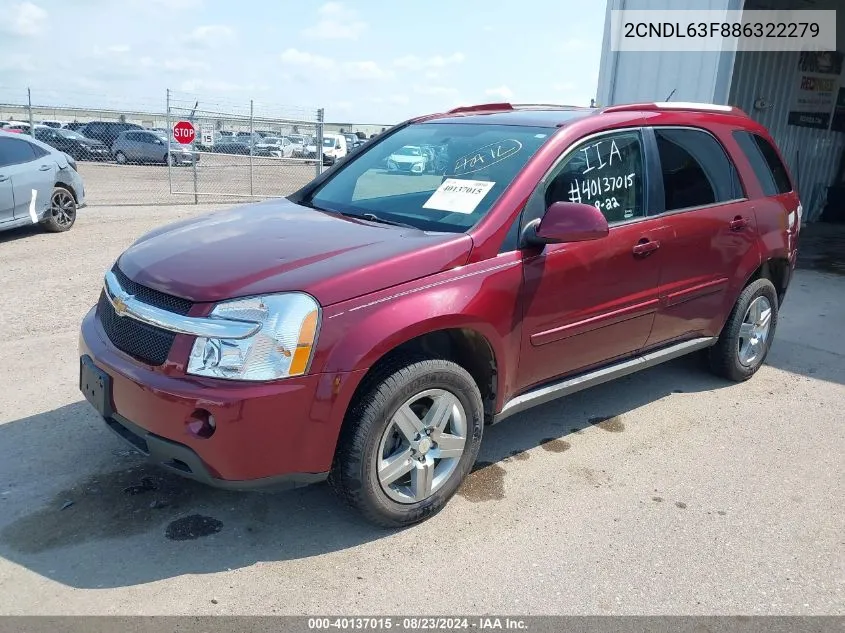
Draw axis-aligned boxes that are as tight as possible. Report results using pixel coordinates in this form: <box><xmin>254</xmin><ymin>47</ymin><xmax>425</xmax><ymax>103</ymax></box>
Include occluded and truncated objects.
<box><xmin>523</xmin><ymin>201</ymin><xmax>609</xmax><ymax>247</ymax></box>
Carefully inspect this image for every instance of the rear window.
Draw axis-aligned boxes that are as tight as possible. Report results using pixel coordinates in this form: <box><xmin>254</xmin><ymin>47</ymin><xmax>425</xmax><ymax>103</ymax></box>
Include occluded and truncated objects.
<box><xmin>653</xmin><ymin>128</ymin><xmax>741</xmax><ymax>212</ymax></box>
<box><xmin>733</xmin><ymin>131</ymin><xmax>792</xmax><ymax>196</ymax></box>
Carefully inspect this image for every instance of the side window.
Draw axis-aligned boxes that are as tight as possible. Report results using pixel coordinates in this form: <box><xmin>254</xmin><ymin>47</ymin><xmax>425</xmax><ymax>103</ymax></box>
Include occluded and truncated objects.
<box><xmin>732</xmin><ymin>131</ymin><xmax>778</xmax><ymax>196</ymax></box>
<box><xmin>752</xmin><ymin>134</ymin><xmax>792</xmax><ymax>194</ymax></box>
<box><xmin>654</xmin><ymin>128</ymin><xmax>739</xmax><ymax>212</ymax></box>
<box><xmin>31</xmin><ymin>144</ymin><xmax>49</xmax><ymax>158</ymax></box>
<box><xmin>545</xmin><ymin>131</ymin><xmax>645</xmax><ymax>224</ymax></box>
<box><xmin>0</xmin><ymin>138</ymin><xmax>37</xmax><ymax>166</ymax></box>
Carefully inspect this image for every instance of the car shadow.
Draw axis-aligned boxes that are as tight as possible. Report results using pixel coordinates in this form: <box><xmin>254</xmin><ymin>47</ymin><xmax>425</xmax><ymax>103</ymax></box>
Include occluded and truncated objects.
<box><xmin>0</xmin><ymin>351</ymin><xmax>736</xmax><ymax>590</ymax></box>
<box><xmin>0</xmin><ymin>223</ymin><xmax>46</xmax><ymax>244</ymax></box>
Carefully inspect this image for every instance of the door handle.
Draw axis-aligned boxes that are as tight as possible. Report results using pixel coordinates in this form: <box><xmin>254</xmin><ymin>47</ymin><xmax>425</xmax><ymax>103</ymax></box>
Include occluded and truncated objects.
<box><xmin>39</xmin><ymin>164</ymin><xmax>52</xmax><ymax>171</ymax></box>
<box><xmin>632</xmin><ymin>239</ymin><xmax>660</xmax><ymax>256</ymax></box>
<box><xmin>729</xmin><ymin>216</ymin><xmax>749</xmax><ymax>231</ymax></box>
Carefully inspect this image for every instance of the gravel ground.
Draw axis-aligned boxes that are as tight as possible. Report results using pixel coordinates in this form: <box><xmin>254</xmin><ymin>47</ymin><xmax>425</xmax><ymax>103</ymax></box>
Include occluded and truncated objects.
<box><xmin>0</xmin><ymin>205</ymin><xmax>842</xmax><ymax>615</ymax></box>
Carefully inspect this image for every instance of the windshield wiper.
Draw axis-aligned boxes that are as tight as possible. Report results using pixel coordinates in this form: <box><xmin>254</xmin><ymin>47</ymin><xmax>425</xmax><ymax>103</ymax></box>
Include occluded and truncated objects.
<box><xmin>348</xmin><ymin>212</ymin><xmax>418</xmax><ymax>230</ymax></box>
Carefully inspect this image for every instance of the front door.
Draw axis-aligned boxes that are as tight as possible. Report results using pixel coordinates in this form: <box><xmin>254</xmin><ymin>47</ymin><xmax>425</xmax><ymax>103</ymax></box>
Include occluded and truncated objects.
<box><xmin>516</xmin><ymin>129</ymin><xmax>668</xmax><ymax>392</ymax></box>
<box><xmin>643</xmin><ymin>126</ymin><xmax>759</xmax><ymax>347</ymax></box>
<box><xmin>0</xmin><ymin>136</ymin><xmax>54</xmax><ymax>221</ymax></box>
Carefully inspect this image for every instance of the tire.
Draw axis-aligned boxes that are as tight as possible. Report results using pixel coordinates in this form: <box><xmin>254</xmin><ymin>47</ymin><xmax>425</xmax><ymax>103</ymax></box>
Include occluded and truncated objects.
<box><xmin>114</xmin><ymin>151</ymin><xmax>127</xmax><ymax>165</ymax></box>
<box><xmin>329</xmin><ymin>356</ymin><xmax>484</xmax><ymax>528</ymax></box>
<box><xmin>708</xmin><ymin>278</ymin><xmax>778</xmax><ymax>382</ymax></box>
<box><xmin>41</xmin><ymin>186</ymin><xmax>76</xmax><ymax>233</ymax></box>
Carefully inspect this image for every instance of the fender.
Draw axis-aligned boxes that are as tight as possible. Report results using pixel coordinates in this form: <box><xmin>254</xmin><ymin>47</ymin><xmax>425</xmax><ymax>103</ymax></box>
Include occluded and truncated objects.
<box><xmin>313</xmin><ymin>252</ymin><xmax>527</xmax><ymax>412</ymax></box>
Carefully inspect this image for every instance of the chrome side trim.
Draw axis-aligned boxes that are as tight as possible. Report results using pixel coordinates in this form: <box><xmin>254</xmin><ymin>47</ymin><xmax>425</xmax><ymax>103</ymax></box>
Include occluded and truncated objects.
<box><xmin>103</xmin><ymin>271</ymin><xmax>261</xmax><ymax>340</ymax></box>
<box><xmin>493</xmin><ymin>337</ymin><xmax>716</xmax><ymax>424</ymax></box>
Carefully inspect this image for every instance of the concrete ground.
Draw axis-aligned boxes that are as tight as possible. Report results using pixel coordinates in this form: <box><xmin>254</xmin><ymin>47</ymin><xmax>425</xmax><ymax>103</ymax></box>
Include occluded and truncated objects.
<box><xmin>0</xmin><ymin>207</ymin><xmax>842</xmax><ymax>615</ymax></box>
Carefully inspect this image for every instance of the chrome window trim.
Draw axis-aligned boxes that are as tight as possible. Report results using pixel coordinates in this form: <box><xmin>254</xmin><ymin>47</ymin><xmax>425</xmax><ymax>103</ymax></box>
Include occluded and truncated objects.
<box><xmin>103</xmin><ymin>271</ymin><xmax>261</xmax><ymax>340</ymax></box>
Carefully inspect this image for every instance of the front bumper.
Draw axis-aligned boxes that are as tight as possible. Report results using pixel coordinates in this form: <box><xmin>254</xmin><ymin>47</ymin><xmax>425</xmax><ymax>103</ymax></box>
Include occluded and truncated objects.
<box><xmin>78</xmin><ymin>307</ymin><xmax>362</xmax><ymax>489</ymax></box>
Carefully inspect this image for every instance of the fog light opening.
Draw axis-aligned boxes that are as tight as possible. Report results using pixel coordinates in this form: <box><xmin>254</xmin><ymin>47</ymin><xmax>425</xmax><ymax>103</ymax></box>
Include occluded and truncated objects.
<box><xmin>186</xmin><ymin>409</ymin><xmax>216</xmax><ymax>439</ymax></box>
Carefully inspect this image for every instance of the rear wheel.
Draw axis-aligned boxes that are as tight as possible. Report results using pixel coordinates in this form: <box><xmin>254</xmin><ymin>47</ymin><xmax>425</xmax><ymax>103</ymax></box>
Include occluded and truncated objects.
<box><xmin>330</xmin><ymin>357</ymin><xmax>484</xmax><ymax>528</ymax></box>
<box><xmin>114</xmin><ymin>151</ymin><xmax>127</xmax><ymax>164</ymax></box>
<box><xmin>708</xmin><ymin>278</ymin><xmax>778</xmax><ymax>382</ymax></box>
<box><xmin>41</xmin><ymin>186</ymin><xmax>76</xmax><ymax>233</ymax></box>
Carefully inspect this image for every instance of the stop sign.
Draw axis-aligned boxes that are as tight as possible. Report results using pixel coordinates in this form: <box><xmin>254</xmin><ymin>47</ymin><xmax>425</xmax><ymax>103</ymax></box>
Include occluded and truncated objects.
<box><xmin>173</xmin><ymin>121</ymin><xmax>195</xmax><ymax>144</ymax></box>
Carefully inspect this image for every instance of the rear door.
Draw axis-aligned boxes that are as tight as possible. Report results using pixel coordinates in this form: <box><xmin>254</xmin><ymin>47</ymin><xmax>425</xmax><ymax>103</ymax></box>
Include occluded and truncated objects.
<box><xmin>516</xmin><ymin>128</ymin><xmax>671</xmax><ymax>391</ymax></box>
<box><xmin>644</xmin><ymin>126</ymin><xmax>759</xmax><ymax>347</ymax></box>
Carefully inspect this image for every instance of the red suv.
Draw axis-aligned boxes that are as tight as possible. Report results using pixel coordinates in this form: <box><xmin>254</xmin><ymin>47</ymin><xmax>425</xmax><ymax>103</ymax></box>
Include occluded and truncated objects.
<box><xmin>79</xmin><ymin>102</ymin><xmax>801</xmax><ymax>527</ymax></box>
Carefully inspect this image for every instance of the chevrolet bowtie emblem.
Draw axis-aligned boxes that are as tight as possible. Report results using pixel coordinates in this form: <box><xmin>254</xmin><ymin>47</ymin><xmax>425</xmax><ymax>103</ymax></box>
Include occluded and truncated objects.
<box><xmin>112</xmin><ymin>293</ymin><xmax>130</xmax><ymax>317</ymax></box>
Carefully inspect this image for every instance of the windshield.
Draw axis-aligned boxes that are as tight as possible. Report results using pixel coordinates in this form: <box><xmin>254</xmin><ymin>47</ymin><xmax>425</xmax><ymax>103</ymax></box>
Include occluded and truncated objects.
<box><xmin>309</xmin><ymin>122</ymin><xmax>552</xmax><ymax>232</ymax></box>
<box><xmin>323</xmin><ymin>137</ymin><xmax>337</xmax><ymax>147</ymax></box>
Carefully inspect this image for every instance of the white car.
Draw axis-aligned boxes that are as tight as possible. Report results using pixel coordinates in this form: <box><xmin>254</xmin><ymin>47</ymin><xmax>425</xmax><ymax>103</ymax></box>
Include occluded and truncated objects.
<box><xmin>386</xmin><ymin>145</ymin><xmax>428</xmax><ymax>174</ymax></box>
<box><xmin>287</xmin><ymin>135</ymin><xmax>307</xmax><ymax>157</ymax></box>
<box><xmin>322</xmin><ymin>133</ymin><xmax>348</xmax><ymax>164</ymax></box>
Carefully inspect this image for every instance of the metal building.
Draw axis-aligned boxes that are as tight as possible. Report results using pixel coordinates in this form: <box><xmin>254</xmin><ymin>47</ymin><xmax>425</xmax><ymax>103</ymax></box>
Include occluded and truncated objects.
<box><xmin>597</xmin><ymin>0</ymin><xmax>845</xmax><ymax>223</ymax></box>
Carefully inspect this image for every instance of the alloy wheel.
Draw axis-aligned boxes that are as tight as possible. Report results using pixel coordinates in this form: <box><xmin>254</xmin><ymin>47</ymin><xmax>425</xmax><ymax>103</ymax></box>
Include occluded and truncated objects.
<box><xmin>51</xmin><ymin>189</ymin><xmax>76</xmax><ymax>228</ymax></box>
<box><xmin>376</xmin><ymin>388</ymin><xmax>468</xmax><ymax>504</ymax></box>
<box><xmin>737</xmin><ymin>296</ymin><xmax>773</xmax><ymax>367</ymax></box>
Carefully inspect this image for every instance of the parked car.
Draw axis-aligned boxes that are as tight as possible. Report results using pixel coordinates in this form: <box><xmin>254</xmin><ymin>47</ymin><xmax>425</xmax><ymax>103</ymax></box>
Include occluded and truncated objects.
<box><xmin>78</xmin><ymin>121</ymin><xmax>144</xmax><ymax>149</ymax></box>
<box><xmin>321</xmin><ymin>132</ymin><xmax>348</xmax><ymax>165</ymax></box>
<box><xmin>212</xmin><ymin>141</ymin><xmax>252</xmax><ymax>155</ymax></box>
<box><xmin>63</xmin><ymin>122</ymin><xmax>88</xmax><ymax>132</ymax></box>
<box><xmin>0</xmin><ymin>130</ymin><xmax>86</xmax><ymax>234</ymax></box>
<box><xmin>40</xmin><ymin>120</ymin><xmax>64</xmax><ymax>129</ymax></box>
<box><xmin>343</xmin><ymin>133</ymin><xmax>361</xmax><ymax>152</ymax></box>
<box><xmin>33</xmin><ymin>127</ymin><xmax>111</xmax><ymax>161</ymax></box>
<box><xmin>254</xmin><ymin>136</ymin><xmax>295</xmax><ymax>158</ymax></box>
<box><xmin>386</xmin><ymin>145</ymin><xmax>428</xmax><ymax>174</ymax></box>
<box><xmin>2</xmin><ymin>121</ymin><xmax>34</xmax><ymax>133</ymax></box>
<box><xmin>287</xmin><ymin>135</ymin><xmax>307</xmax><ymax>157</ymax></box>
<box><xmin>111</xmin><ymin>130</ymin><xmax>199</xmax><ymax>165</ymax></box>
<box><xmin>78</xmin><ymin>101</ymin><xmax>800</xmax><ymax>527</ymax></box>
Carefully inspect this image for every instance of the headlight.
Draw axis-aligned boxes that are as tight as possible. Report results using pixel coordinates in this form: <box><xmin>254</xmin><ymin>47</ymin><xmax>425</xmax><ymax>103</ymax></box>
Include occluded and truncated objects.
<box><xmin>187</xmin><ymin>293</ymin><xmax>320</xmax><ymax>381</ymax></box>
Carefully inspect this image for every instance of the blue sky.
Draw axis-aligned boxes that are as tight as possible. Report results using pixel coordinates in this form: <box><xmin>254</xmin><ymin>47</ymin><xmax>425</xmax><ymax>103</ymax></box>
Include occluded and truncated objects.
<box><xmin>0</xmin><ymin>0</ymin><xmax>606</xmax><ymax>124</ymax></box>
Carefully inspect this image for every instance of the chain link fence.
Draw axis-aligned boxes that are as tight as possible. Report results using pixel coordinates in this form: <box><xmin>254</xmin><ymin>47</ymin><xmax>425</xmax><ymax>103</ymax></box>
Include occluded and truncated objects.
<box><xmin>0</xmin><ymin>86</ymin><xmax>351</xmax><ymax>207</ymax></box>
<box><xmin>165</xmin><ymin>90</ymin><xmax>323</xmax><ymax>203</ymax></box>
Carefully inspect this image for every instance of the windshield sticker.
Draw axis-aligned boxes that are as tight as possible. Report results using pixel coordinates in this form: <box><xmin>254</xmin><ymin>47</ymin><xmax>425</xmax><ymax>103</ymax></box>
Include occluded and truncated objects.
<box><xmin>422</xmin><ymin>179</ymin><xmax>496</xmax><ymax>214</ymax></box>
<box><xmin>451</xmin><ymin>139</ymin><xmax>523</xmax><ymax>175</ymax></box>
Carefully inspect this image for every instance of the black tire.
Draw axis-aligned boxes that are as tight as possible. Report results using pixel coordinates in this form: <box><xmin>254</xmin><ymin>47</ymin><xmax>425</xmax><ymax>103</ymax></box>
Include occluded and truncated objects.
<box><xmin>114</xmin><ymin>151</ymin><xmax>128</xmax><ymax>165</ymax></box>
<box><xmin>708</xmin><ymin>278</ymin><xmax>778</xmax><ymax>382</ymax></box>
<box><xmin>41</xmin><ymin>186</ymin><xmax>76</xmax><ymax>233</ymax></box>
<box><xmin>329</xmin><ymin>356</ymin><xmax>484</xmax><ymax>528</ymax></box>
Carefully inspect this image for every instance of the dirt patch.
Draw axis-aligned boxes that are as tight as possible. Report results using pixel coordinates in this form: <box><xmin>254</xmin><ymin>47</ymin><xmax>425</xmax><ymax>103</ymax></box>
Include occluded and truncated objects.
<box><xmin>457</xmin><ymin>462</ymin><xmax>506</xmax><ymax>502</ymax></box>
<box><xmin>165</xmin><ymin>515</ymin><xmax>223</xmax><ymax>541</ymax></box>
<box><xmin>539</xmin><ymin>438</ymin><xmax>571</xmax><ymax>453</ymax></box>
<box><xmin>509</xmin><ymin>450</ymin><xmax>530</xmax><ymax>461</ymax></box>
<box><xmin>588</xmin><ymin>415</ymin><xmax>625</xmax><ymax>433</ymax></box>
<box><xmin>0</xmin><ymin>463</ymin><xmax>235</xmax><ymax>554</ymax></box>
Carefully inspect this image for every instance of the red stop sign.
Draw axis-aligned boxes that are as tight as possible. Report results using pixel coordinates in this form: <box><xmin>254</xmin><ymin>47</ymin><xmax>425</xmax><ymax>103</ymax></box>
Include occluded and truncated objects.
<box><xmin>173</xmin><ymin>121</ymin><xmax>195</xmax><ymax>144</ymax></box>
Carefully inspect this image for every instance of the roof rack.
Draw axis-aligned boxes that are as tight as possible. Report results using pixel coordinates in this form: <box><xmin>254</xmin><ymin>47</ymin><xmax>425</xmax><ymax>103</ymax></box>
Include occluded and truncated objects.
<box><xmin>602</xmin><ymin>102</ymin><xmax>747</xmax><ymax>115</ymax></box>
<box><xmin>446</xmin><ymin>103</ymin><xmax>514</xmax><ymax>114</ymax></box>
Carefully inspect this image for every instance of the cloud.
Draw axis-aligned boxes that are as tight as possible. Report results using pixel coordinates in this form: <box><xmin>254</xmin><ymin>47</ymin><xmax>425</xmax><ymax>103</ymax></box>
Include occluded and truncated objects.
<box><xmin>179</xmin><ymin>79</ymin><xmax>255</xmax><ymax>93</ymax></box>
<box><xmin>183</xmin><ymin>25</ymin><xmax>235</xmax><ymax>48</ymax></box>
<box><xmin>414</xmin><ymin>85</ymin><xmax>459</xmax><ymax>96</ymax></box>
<box><xmin>393</xmin><ymin>53</ymin><xmax>465</xmax><ymax>71</ymax></box>
<box><xmin>343</xmin><ymin>61</ymin><xmax>393</xmax><ymax>81</ymax></box>
<box><xmin>164</xmin><ymin>59</ymin><xmax>211</xmax><ymax>72</ymax></box>
<box><xmin>303</xmin><ymin>2</ymin><xmax>367</xmax><ymax>40</ymax></box>
<box><xmin>0</xmin><ymin>2</ymin><xmax>47</xmax><ymax>37</ymax></box>
<box><xmin>389</xmin><ymin>95</ymin><xmax>410</xmax><ymax>105</ymax></box>
<box><xmin>107</xmin><ymin>45</ymin><xmax>131</xmax><ymax>53</ymax></box>
<box><xmin>280</xmin><ymin>48</ymin><xmax>335</xmax><ymax>71</ymax></box>
<box><xmin>281</xmin><ymin>48</ymin><xmax>391</xmax><ymax>82</ymax></box>
<box><xmin>485</xmin><ymin>85</ymin><xmax>514</xmax><ymax>100</ymax></box>
<box><xmin>553</xmin><ymin>82</ymin><xmax>576</xmax><ymax>92</ymax></box>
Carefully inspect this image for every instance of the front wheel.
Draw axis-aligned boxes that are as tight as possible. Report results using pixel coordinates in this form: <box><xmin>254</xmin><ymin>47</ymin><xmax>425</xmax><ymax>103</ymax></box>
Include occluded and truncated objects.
<box><xmin>41</xmin><ymin>186</ymin><xmax>76</xmax><ymax>232</ymax></box>
<box><xmin>330</xmin><ymin>357</ymin><xmax>484</xmax><ymax>528</ymax></box>
<box><xmin>114</xmin><ymin>151</ymin><xmax>127</xmax><ymax>165</ymax></box>
<box><xmin>708</xmin><ymin>278</ymin><xmax>778</xmax><ymax>382</ymax></box>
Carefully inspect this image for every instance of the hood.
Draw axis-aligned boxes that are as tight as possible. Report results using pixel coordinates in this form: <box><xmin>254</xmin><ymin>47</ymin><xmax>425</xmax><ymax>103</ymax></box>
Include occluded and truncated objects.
<box><xmin>80</xmin><ymin>137</ymin><xmax>106</xmax><ymax>147</ymax></box>
<box><xmin>117</xmin><ymin>198</ymin><xmax>472</xmax><ymax>306</ymax></box>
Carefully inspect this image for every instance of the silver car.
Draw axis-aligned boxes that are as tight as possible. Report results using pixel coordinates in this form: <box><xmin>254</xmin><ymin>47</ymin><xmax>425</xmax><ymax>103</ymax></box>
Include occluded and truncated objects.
<box><xmin>0</xmin><ymin>130</ymin><xmax>86</xmax><ymax>234</ymax></box>
<box><xmin>111</xmin><ymin>130</ymin><xmax>199</xmax><ymax>166</ymax></box>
